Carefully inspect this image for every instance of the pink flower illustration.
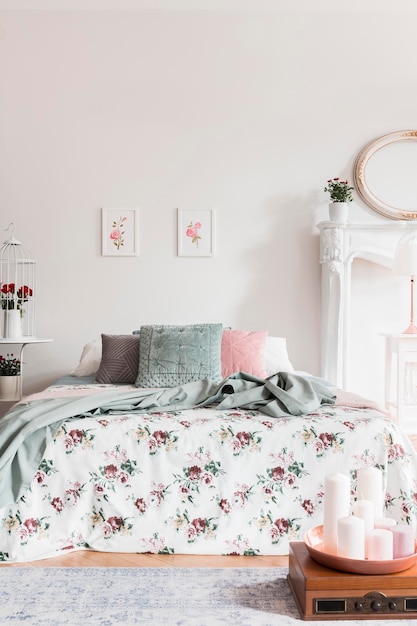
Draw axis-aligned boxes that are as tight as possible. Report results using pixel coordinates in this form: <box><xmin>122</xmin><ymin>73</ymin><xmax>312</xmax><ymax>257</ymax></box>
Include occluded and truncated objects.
<box><xmin>109</xmin><ymin>216</ymin><xmax>127</xmax><ymax>250</ymax></box>
<box><xmin>186</xmin><ymin>221</ymin><xmax>202</xmax><ymax>247</ymax></box>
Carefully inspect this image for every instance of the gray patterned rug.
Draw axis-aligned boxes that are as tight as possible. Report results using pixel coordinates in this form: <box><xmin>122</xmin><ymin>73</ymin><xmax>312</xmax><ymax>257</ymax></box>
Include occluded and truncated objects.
<box><xmin>0</xmin><ymin>567</ymin><xmax>416</xmax><ymax>625</ymax></box>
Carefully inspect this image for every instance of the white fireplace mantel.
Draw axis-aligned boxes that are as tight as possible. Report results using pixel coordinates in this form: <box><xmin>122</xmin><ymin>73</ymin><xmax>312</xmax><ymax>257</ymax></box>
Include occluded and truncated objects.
<box><xmin>317</xmin><ymin>220</ymin><xmax>417</xmax><ymax>389</ymax></box>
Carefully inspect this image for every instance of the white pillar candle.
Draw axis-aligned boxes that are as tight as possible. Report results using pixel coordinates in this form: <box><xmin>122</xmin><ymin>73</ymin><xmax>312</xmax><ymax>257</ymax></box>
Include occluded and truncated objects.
<box><xmin>337</xmin><ymin>516</ymin><xmax>365</xmax><ymax>560</ymax></box>
<box><xmin>367</xmin><ymin>528</ymin><xmax>393</xmax><ymax>560</ymax></box>
<box><xmin>391</xmin><ymin>525</ymin><xmax>415</xmax><ymax>558</ymax></box>
<box><xmin>374</xmin><ymin>517</ymin><xmax>397</xmax><ymax>530</ymax></box>
<box><xmin>323</xmin><ymin>473</ymin><xmax>351</xmax><ymax>555</ymax></box>
<box><xmin>353</xmin><ymin>499</ymin><xmax>374</xmax><ymax>532</ymax></box>
<box><xmin>356</xmin><ymin>467</ymin><xmax>384</xmax><ymax>518</ymax></box>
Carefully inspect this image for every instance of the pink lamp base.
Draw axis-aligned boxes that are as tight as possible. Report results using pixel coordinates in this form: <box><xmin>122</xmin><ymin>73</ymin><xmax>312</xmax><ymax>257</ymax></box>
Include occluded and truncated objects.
<box><xmin>402</xmin><ymin>323</ymin><xmax>417</xmax><ymax>334</ymax></box>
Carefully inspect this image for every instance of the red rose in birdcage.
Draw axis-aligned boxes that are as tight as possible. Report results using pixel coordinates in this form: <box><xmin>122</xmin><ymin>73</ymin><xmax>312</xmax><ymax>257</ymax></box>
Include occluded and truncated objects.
<box><xmin>1</xmin><ymin>283</ymin><xmax>33</xmax><ymax>313</ymax></box>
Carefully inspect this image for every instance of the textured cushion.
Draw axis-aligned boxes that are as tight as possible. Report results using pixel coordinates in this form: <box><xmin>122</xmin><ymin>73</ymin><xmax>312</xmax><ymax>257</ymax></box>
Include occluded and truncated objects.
<box><xmin>136</xmin><ymin>323</ymin><xmax>223</xmax><ymax>388</ymax></box>
<box><xmin>221</xmin><ymin>330</ymin><xmax>268</xmax><ymax>378</ymax></box>
<box><xmin>95</xmin><ymin>334</ymin><xmax>140</xmax><ymax>384</ymax></box>
<box><xmin>264</xmin><ymin>336</ymin><xmax>294</xmax><ymax>376</ymax></box>
<box><xmin>71</xmin><ymin>339</ymin><xmax>102</xmax><ymax>376</ymax></box>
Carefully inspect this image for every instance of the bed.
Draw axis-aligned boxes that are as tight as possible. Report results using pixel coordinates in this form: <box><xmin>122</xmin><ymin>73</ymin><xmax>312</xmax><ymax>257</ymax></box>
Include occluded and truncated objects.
<box><xmin>0</xmin><ymin>323</ymin><xmax>416</xmax><ymax>564</ymax></box>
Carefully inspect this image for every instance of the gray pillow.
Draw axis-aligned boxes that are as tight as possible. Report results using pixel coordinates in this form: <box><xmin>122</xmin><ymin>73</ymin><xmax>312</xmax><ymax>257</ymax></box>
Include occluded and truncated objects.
<box><xmin>95</xmin><ymin>334</ymin><xmax>140</xmax><ymax>384</ymax></box>
<box><xmin>135</xmin><ymin>323</ymin><xmax>223</xmax><ymax>388</ymax></box>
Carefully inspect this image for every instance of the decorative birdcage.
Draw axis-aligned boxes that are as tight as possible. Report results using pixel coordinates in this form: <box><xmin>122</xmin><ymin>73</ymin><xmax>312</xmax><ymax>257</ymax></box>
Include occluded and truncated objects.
<box><xmin>0</xmin><ymin>225</ymin><xmax>36</xmax><ymax>338</ymax></box>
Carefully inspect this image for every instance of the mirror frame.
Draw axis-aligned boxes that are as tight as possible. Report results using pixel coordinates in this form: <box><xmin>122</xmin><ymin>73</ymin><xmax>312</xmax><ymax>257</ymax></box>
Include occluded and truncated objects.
<box><xmin>354</xmin><ymin>129</ymin><xmax>417</xmax><ymax>220</ymax></box>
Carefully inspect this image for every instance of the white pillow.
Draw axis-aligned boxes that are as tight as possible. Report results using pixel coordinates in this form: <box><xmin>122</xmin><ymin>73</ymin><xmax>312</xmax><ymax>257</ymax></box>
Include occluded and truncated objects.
<box><xmin>71</xmin><ymin>339</ymin><xmax>102</xmax><ymax>376</ymax></box>
<box><xmin>264</xmin><ymin>336</ymin><xmax>294</xmax><ymax>376</ymax></box>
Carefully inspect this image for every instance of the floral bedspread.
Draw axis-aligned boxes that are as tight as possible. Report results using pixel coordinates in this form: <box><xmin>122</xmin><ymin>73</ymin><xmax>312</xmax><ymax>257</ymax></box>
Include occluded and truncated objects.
<box><xmin>0</xmin><ymin>383</ymin><xmax>416</xmax><ymax>563</ymax></box>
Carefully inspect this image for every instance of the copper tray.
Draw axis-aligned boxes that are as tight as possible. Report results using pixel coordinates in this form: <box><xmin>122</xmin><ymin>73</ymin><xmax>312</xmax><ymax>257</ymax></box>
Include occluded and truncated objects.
<box><xmin>304</xmin><ymin>525</ymin><xmax>417</xmax><ymax>575</ymax></box>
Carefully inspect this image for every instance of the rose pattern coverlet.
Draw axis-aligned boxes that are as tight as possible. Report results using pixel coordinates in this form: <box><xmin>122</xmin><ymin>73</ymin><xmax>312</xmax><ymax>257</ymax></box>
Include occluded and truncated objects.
<box><xmin>0</xmin><ymin>383</ymin><xmax>417</xmax><ymax>563</ymax></box>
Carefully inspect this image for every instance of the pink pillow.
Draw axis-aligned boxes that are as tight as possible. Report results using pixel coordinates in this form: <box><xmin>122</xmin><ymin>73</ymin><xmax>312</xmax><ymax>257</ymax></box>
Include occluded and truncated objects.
<box><xmin>221</xmin><ymin>330</ymin><xmax>268</xmax><ymax>378</ymax></box>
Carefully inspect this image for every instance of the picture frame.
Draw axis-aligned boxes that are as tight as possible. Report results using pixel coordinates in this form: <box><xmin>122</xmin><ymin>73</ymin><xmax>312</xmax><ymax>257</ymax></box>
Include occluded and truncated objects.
<box><xmin>177</xmin><ymin>208</ymin><xmax>215</xmax><ymax>257</ymax></box>
<box><xmin>102</xmin><ymin>208</ymin><xmax>139</xmax><ymax>257</ymax></box>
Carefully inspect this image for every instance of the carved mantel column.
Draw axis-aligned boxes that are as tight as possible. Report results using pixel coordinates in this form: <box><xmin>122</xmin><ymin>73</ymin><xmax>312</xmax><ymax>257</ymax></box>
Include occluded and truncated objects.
<box><xmin>317</xmin><ymin>220</ymin><xmax>417</xmax><ymax>389</ymax></box>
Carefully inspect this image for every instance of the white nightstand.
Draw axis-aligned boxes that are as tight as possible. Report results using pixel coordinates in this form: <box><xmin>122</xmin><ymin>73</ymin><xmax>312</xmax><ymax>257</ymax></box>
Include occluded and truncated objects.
<box><xmin>0</xmin><ymin>337</ymin><xmax>52</xmax><ymax>402</ymax></box>
<box><xmin>383</xmin><ymin>333</ymin><xmax>417</xmax><ymax>432</ymax></box>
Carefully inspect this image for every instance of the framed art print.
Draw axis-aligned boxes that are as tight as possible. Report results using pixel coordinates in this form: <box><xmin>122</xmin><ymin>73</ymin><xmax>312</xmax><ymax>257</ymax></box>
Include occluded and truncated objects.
<box><xmin>177</xmin><ymin>208</ymin><xmax>215</xmax><ymax>257</ymax></box>
<box><xmin>102</xmin><ymin>208</ymin><xmax>139</xmax><ymax>256</ymax></box>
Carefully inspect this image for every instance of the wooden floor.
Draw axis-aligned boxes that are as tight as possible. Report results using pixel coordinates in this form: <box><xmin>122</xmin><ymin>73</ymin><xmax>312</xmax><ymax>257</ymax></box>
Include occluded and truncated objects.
<box><xmin>3</xmin><ymin>551</ymin><xmax>288</xmax><ymax>569</ymax></box>
<box><xmin>4</xmin><ymin>434</ymin><xmax>417</xmax><ymax>570</ymax></box>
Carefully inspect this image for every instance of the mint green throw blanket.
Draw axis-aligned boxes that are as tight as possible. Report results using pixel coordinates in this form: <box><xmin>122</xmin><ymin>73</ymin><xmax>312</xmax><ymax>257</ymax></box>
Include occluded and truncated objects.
<box><xmin>0</xmin><ymin>372</ymin><xmax>335</xmax><ymax>508</ymax></box>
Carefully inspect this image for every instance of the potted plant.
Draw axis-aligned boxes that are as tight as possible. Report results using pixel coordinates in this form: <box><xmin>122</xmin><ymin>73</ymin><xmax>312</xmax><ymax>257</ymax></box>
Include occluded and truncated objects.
<box><xmin>0</xmin><ymin>353</ymin><xmax>21</xmax><ymax>401</ymax></box>
<box><xmin>324</xmin><ymin>177</ymin><xmax>354</xmax><ymax>222</ymax></box>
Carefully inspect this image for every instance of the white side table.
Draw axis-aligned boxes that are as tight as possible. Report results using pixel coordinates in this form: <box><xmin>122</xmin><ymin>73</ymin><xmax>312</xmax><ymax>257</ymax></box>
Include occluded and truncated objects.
<box><xmin>383</xmin><ymin>333</ymin><xmax>417</xmax><ymax>432</ymax></box>
<box><xmin>0</xmin><ymin>338</ymin><xmax>52</xmax><ymax>401</ymax></box>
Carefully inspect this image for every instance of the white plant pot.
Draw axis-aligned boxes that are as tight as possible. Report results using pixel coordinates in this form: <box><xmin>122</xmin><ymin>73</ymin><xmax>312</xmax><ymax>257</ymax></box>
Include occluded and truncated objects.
<box><xmin>0</xmin><ymin>375</ymin><xmax>20</xmax><ymax>401</ymax></box>
<box><xmin>329</xmin><ymin>202</ymin><xmax>349</xmax><ymax>223</ymax></box>
<box><xmin>3</xmin><ymin>310</ymin><xmax>22</xmax><ymax>339</ymax></box>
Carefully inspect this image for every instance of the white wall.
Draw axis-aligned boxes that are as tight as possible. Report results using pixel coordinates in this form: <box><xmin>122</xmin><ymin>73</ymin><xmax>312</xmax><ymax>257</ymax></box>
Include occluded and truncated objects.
<box><xmin>1</xmin><ymin>1</ymin><xmax>417</xmax><ymax>412</ymax></box>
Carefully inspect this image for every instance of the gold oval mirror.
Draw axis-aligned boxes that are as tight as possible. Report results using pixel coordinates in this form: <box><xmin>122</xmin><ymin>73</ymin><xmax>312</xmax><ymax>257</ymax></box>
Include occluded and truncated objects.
<box><xmin>354</xmin><ymin>130</ymin><xmax>417</xmax><ymax>220</ymax></box>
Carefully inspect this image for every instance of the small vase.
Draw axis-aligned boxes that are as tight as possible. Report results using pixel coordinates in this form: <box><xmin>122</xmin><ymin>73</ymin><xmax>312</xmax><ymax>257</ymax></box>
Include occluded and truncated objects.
<box><xmin>329</xmin><ymin>202</ymin><xmax>349</xmax><ymax>223</ymax></box>
<box><xmin>0</xmin><ymin>375</ymin><xmax>20</xmax><ymax>401</ymax></box>
<box><xmin>3</xmin><ymin>310</ymin><xmax>22</xmax><ymax>339</ymax></box>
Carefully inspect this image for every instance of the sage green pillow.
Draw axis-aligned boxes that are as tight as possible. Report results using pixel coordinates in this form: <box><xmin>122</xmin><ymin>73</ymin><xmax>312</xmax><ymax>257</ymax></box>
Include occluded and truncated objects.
<box><xmin>135</xmin><ymin>323</ymin><xmax>223</xmax><ymax>388</ymax></box>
